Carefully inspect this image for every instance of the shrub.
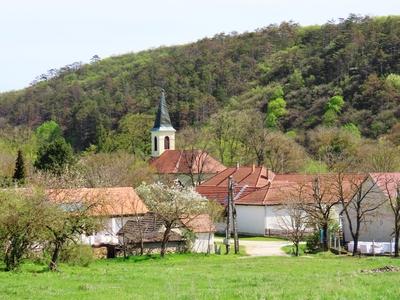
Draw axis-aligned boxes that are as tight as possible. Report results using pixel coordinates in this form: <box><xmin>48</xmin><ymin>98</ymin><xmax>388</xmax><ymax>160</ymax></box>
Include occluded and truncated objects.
<box><xmin>305</xmin><ymin>231</ymin><xmax>320</xmax><ymax>253</ymax></box>
<box><xmin>60</xmin><ymin>244</ymin><xmax>94</xmax><ymax>267</ymax></box>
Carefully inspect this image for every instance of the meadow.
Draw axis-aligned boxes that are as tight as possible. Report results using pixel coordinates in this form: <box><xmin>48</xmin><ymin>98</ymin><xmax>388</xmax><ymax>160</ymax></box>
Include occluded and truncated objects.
<box><xmin>1</xmin><ymin>253</ymin><xmax>400</xmax><ymax>299</ymax></box>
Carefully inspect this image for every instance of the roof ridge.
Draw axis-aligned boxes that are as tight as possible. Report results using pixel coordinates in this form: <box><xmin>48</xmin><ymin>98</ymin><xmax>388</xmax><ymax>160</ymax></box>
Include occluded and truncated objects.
<box><xmin>174</xmin><ymin>150</ymin><xmax>184</xmax><ymax>173</ymax></box>
<box><xmin>255</xmin><ymin>167</ymin><xmax>263</xmax><ymax>187</ymax></box>
<box><xmin>237</xmin><ymin>167</ymin><xmax>255</xmax><ymax>185</ymax></box>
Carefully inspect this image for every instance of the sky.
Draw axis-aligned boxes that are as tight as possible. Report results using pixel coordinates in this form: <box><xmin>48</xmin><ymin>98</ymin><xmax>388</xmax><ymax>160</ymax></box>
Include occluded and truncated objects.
<box><xmin>1</xmin><ymin>0</ymin><xmax>399</xmax><ymax>93</ymax></box>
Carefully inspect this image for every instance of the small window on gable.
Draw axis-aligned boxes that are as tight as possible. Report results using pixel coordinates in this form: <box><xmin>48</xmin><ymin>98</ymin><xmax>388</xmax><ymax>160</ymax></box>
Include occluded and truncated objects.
<box><xmin>154</xmin><ymin>136</ymin><xmax>158</xmax><ymax>152</ymax></box>
<box><xmin>164</xmin><ymin>136</ymin><xmax>170</xmax><ymax>150</ymax></box>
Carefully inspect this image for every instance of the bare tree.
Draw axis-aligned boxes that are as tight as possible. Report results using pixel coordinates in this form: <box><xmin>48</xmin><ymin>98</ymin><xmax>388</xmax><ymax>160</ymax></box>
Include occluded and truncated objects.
<box><xmin>278</xmin><ymin>183</ymin><xmax>309</xmax><ymax>256</ymax></box>
<box><xmin>177</xmin><ymin>127</ymin><xmax>218</xmax><ymax>186</ymax></box>
<box><xmin>205</xmin><ymin>200</ymin><xmax>223</xmax><ymax>254</ymax></box>
<box><xmin>137</xmin><ymin>182</ymin><xmax>207</xmax><ymax>257</ymax></box>
<box><xmin>78</xmin><ymin>151</ymin><xmax>154</xmax><ymax>188</ymax></box>
<box><xmin>382</xmin><ymin>175</ymin><xmax>400</xmax><ymax>257</ymax></box>
<box><xmin>302</xmin><ymin>175</ymin><xmax>339</xmax><ymax>251</ymax></box>
<box><xmin>335</xmin><ymin>173</ymin><xmax>385</xmax><ymax>256</ymax></box>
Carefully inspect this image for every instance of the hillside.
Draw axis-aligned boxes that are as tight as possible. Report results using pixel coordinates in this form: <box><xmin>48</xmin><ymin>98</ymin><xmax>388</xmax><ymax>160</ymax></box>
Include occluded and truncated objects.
<box><xmin>0</xmin><ymin>15</ymin><xmax>400</xmax><ymax>153</ymax></box>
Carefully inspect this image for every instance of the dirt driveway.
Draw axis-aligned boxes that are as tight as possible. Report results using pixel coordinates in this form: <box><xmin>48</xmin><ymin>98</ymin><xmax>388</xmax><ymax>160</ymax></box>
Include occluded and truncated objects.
<box><xmin>240</xmin><ymin>240</ymin><xmax>290</xmax><ymax>256</ymax></box>
<box><xmin>216</xmin><ymin>237</ymin><xmax>290</xmax><ymax>256</ymax></box>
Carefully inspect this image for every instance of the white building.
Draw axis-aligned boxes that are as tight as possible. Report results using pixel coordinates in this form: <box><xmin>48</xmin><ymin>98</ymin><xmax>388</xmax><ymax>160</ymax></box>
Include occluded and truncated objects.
<box><xmin>198</xmin><ymin>168</ymin><xmax>400</xmax><ymax>244</ymax></box>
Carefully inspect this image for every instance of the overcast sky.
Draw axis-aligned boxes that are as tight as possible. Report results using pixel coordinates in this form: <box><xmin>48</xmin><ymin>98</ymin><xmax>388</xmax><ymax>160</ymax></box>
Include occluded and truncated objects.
<box><xmin>1</xmin><ymin>0</ymin><xmax>399</xmax><ymax>92</ymax></box>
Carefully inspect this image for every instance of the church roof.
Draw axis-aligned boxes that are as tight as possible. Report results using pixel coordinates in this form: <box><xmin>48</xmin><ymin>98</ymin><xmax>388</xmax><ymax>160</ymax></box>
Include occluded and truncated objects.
<box><xmin>150</xmin><ymin>150</ymin><xmax>226</xmax><ymax>174</ymax></box>
<box><xmin>152</xmin><ymin>90</ymin><xmax>175</xmax><ymax>131</ymax></box>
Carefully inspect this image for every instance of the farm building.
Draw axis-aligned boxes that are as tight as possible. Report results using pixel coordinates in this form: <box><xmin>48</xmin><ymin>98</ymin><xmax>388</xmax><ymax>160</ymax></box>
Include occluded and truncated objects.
<box><xmin>117</xmin><ymin>213</ymin><xmax>215</xmax><ymax>254</ymax></box>
<box><xmin>46</xmin><ymin>187</ymin><xmax>215</xmax><ymax>255</ymax></box>
<box><xmin>197</xmin><ymin>167</ymin><xmax>400</xmax><ymax>244</ymax></box>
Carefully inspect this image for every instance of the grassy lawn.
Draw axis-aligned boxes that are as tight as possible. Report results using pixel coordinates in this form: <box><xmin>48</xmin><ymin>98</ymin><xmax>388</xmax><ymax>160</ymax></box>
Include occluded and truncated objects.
<box><xmin>1</xmin><ymin>254</ymin><xmax>400</xmax><ymax>299</ymax></box>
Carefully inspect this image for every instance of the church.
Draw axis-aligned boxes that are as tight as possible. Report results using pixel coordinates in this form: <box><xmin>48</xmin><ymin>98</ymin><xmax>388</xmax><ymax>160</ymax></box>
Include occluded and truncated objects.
<box><xmin>149</xmin><ymin>91</ymin><xmax>225</xmax><ymax>186</ymax></box>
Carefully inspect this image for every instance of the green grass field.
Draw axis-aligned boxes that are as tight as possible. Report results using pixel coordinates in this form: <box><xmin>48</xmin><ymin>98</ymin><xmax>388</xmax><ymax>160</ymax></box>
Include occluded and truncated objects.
<box><xmin>1</xmin><ymin>254</ymin><xmax>400</xmax><ymax>299</ymax></box>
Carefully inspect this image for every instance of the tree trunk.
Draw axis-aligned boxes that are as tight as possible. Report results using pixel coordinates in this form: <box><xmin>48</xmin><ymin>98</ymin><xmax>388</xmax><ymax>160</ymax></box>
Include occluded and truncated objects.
<box><xmin>140</xmin><ymin>235</ymin><xmax>144</xmax><ymax>256</ymax></box>
<box><xmin>49</xmin><ymin>242</ymin><xmax>62</xmax><ymax>271</ymax></box>
<box><xmin>295</xmin><ymin>242</ymin><xmax>299</xmax><ymax>256</ymax></box>
<box><xmin>160</xmin><ymin>225</ymin><xmax>172</xmax><ymax>258</ymax></box>
<box><xmin>352</xmin><ymin>234</ymin><xmax>359</xmax><ymax>257</ymax></box>
<box><xmin>322</xmin><ymin>223</ymin><xmax>328</xmax><ymax>251</ymax></box>
<box><xmin>395</xmin><ymin>224</ymin><xmax>399</xmax><ymax>258</ymax></box>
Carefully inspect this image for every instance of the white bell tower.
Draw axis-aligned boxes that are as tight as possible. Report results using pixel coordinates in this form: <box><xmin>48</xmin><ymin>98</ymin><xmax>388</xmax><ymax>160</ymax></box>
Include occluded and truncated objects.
<box><xmin>151</xmin><ymin>90</ymin><xmax>176</xmax><ymax>157</ymax></box>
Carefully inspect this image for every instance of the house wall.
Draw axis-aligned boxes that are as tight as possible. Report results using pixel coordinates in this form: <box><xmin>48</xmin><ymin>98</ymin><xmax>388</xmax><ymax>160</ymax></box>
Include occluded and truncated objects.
<box><xmin>82</xmin><ymin>216</ymin><xmax>137</xmax><ymax>246</ymax></box>
<box><xmin>341</xmin><ymin>179</ymin><xmax>394</xmax><ymax>242</ymax></box>
<box><xmin>236</xmin><ymin>205</ymin><xmax>265</xmax><ymax>235</ymax></box>
<box><xmin>191</xmin><ymin>232</ymin><xmax>214</xmax><ymax>253</ymax></box>
<box><xmin>265</xmin><ymin>205</ymin><xmax>292</xmax><ymax>236</ymax></box>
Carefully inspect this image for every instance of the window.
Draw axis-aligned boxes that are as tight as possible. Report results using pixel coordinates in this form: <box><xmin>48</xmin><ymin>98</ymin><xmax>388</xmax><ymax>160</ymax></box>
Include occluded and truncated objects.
<box><xmin>154</xmin><ymin>136</ymin><xmax>158</xmax><ymax>151</ymax></box>
<box><xmin>164</xmin><ymin>136</ymin><xmax>170</xmax><ymax>150</ymax></box>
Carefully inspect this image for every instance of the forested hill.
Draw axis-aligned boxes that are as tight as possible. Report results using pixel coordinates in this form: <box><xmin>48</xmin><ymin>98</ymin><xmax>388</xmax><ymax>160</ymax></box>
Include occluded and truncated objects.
<box><xmin>1</xmin><ymin>15</ymin><xmax>400</xmax><ymax>152</ymax></box>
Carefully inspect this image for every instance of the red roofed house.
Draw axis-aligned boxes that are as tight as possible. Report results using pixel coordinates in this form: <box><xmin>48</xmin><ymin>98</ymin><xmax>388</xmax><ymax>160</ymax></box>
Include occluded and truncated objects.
<box><xmin>46</xmin><ymin>187</ymin><xmax>215</xmax><ymax>255</ymax></box>
<box><xmin>342</xmin><ymin>172</ymin><xmax>400</xmax><ymax>243</ymax></box>
<box><xmin>46</xmin><ymin>187</ymin><xmax>147</xmax><ymax>253</ymax></box>
<box><xmin>197</xmin><ymin>167</ymin><xmax>400</xmax><ymax>243</ymax></box>
<box><xmin>149</xmin><ymin>91</ymin><xmax>225</xmax><ymax>186</ymax></box>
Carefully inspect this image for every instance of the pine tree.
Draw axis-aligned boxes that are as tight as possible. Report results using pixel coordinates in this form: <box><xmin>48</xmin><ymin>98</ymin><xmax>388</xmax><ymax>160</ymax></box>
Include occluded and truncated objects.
<box><xmin>13</xmin><ymin>150</ymin><xmax>26</xmax><ymax>183</ymax></box>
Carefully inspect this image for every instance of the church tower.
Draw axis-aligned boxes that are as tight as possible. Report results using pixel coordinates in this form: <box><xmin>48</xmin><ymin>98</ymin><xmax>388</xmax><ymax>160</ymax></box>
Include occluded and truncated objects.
<box><xmin>151</xmin><ymin>90</ymin><xmax>176</xmax><ymax>157</ymax></box>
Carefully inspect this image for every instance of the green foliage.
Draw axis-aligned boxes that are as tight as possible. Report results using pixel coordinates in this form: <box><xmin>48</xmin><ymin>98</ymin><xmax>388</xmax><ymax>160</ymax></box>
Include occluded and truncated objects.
<box><xmin>0</xmin><ymin>189</ymin><xmax>50</xmax><ymax>271</ymax></box>
<box><xmin>35</xmin><ymin>121</ymin><xmax>62</xmax><ymax>145</ymax></box>
<box><xmin>12</xmin><ymin>150</ymin><xmax>25</xmax><ymax>183</ymax></box>
<box><xmin>325</xmin><ymin>95</ymin><xmax>344</xmax><ymax>113</ymax></box>
<box><xmin>60</xmin><ymin>244</ymin><xmax>94</xmax><ymax>267</ymax></box>
<box><xmin>34</xmin><ymin>138</ymin><xmax>75</xmax><ymax>175</ymax></box>
<box><xmin>342</xmin><ymin>123</ymin><xmax>361</xmax><ymax>138</ymax></box>
<box><xmin>266</xmin><ymin>97</ymin><xmax>287</xmax><ymax>128</ymax></box>
<box><xmin>301</xmin><ymin>160</ymin><xmax>329</xmax><ymax>174</ymax></box>
<box><xmin>305</xmin><ymin>231</ymin><xmax>321</xmax><ymax>253</ymax></box>
<box><xmin>101</xmin><ymin>113</ymin><xmax>152</xmax><ymax>156</ymax></box>
<box><xmin>0</xmin><ymin>16</ymin><xmax>399</xmax><ymax>149</ymax></box>
<box><xmin>386</xmin><ymin>73</ymin><xmax>400</xmax><ymax>91</ymax></box>
<box><xmin>323</xmin><ymin>95</ymin><xmax>344</xmax><ymax>126</ymax></box>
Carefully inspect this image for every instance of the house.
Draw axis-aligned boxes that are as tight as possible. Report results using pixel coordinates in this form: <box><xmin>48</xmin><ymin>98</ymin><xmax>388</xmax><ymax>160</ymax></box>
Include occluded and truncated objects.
<box><xmin>46</xmin><ymin>187</ymin><xmax>148</xmax><ymax>257</ymax></box>
<box><xmin>149</xmin><ymin>91</ymin><xmax>225</xmax><ymax>185</ymax></box>
<box><xmin>197</xmin><ymin>167</ymin><xmax>400</xmax><ymax>243</ymax></box>
<box><xmin>341</xmin><ymin>173</ymin><xmax>400</xmax><ymax>243</ymax></box>
<box><xmin>46</xmin><ymin>187</ymin><xmax>215</xmax><ymax>255</ymax></box>
<box><xmin>117</xmin><ymin>213</ymin><xmax>215</xmax><ymax>254</ymax></box>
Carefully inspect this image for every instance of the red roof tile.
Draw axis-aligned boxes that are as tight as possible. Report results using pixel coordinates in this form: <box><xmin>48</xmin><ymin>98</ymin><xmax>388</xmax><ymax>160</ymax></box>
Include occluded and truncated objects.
<box><xmin>370</xmin><ymin>172</ymin><xmax>400</xmax><ymax>198</ymax></box>
<box><xmin>198</xmin><ymin>170</ymin><xmax>368</xmax><ymax>206</ymax></box>
<box><xmin>150</xmin><ymin>150</ymin><xmax>225</xmax><ymax>174</ymax></box>
<box><xmin>46</xmin><ymin>187</ymin><xmax>148</xmax><ymax>216</ymax></box>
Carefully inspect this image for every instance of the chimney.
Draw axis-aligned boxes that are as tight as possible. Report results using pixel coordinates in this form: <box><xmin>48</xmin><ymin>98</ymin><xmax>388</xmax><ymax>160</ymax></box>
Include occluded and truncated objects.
<box><xmin>252</xmin><ymin>164</ymin><xmax>255</xmax><ymax>173</ymax></box>
<box><xmin>266</xmin><ymin>167</ymin><xmax>269</xmax><ymax>180</ymax></box>
<box><xmin>236</xmin><ymin>162</ymin><xmax>240</xmax><ymax>169</ymax></box>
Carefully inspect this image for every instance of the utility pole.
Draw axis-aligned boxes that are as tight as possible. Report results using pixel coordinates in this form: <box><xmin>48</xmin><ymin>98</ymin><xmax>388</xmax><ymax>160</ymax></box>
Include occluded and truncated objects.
<box><xmin>232</xmin><ymin>197</ymin><xmax>239</xmax><ymax>254</ymax></box>
<box><xmin>225</xmin><ymin>176</ymin><xmax>233</xmax><ymax>254</ymax></box>
<box><xmin>229</xmin><ymin>176</ymin><xmax>239</xmax><ymax>254</ymax></box>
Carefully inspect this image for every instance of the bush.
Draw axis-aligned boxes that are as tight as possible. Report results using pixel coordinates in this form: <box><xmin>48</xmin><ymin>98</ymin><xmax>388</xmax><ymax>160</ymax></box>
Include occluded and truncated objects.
<box><xmin>305</xmin><ymin>231</ymin><xmax>320</xmax><ymax>253</ymax></box>
<box><xmin>60</xmin><ymin>244</ymin><xmax>94</xmax><ymax>267</ymax></box>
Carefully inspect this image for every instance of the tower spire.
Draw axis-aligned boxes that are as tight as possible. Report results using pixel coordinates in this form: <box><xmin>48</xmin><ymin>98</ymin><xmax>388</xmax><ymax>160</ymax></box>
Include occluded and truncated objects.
<box><xmin>152</xmin><ymin>89</ymin><xmax>174</xmax><ymax>130</ymax></box>
<box><xmin>151</xmin><ymin>89</ymin><xmax>176</xmax><ymax>157</ymax></box>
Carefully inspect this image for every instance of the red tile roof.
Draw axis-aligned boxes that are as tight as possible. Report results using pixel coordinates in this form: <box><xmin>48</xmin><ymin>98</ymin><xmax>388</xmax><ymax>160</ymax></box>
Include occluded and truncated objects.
<box><xmin>150</xmin><ymin>150</ymin><xmax>225</xmax><ymax>174</ymax></box>
<box><xmin>197</xmin><ymin>169</ymin><xmax>369</xmax><ymax>206</ymax></box>
<box><xmin>181</xmin><ymin>214</ymin><xmax>216</xmax><ymax>233</ymax></box>
<box><xmin>46</xmin><ymin>187</ymin><xmax>148</xmax><ymax>217</ymax></box>
<box><xmin>370</xmin><ymin>173</ymin><xmax>400</xmax><ymax>198</ymax></box>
